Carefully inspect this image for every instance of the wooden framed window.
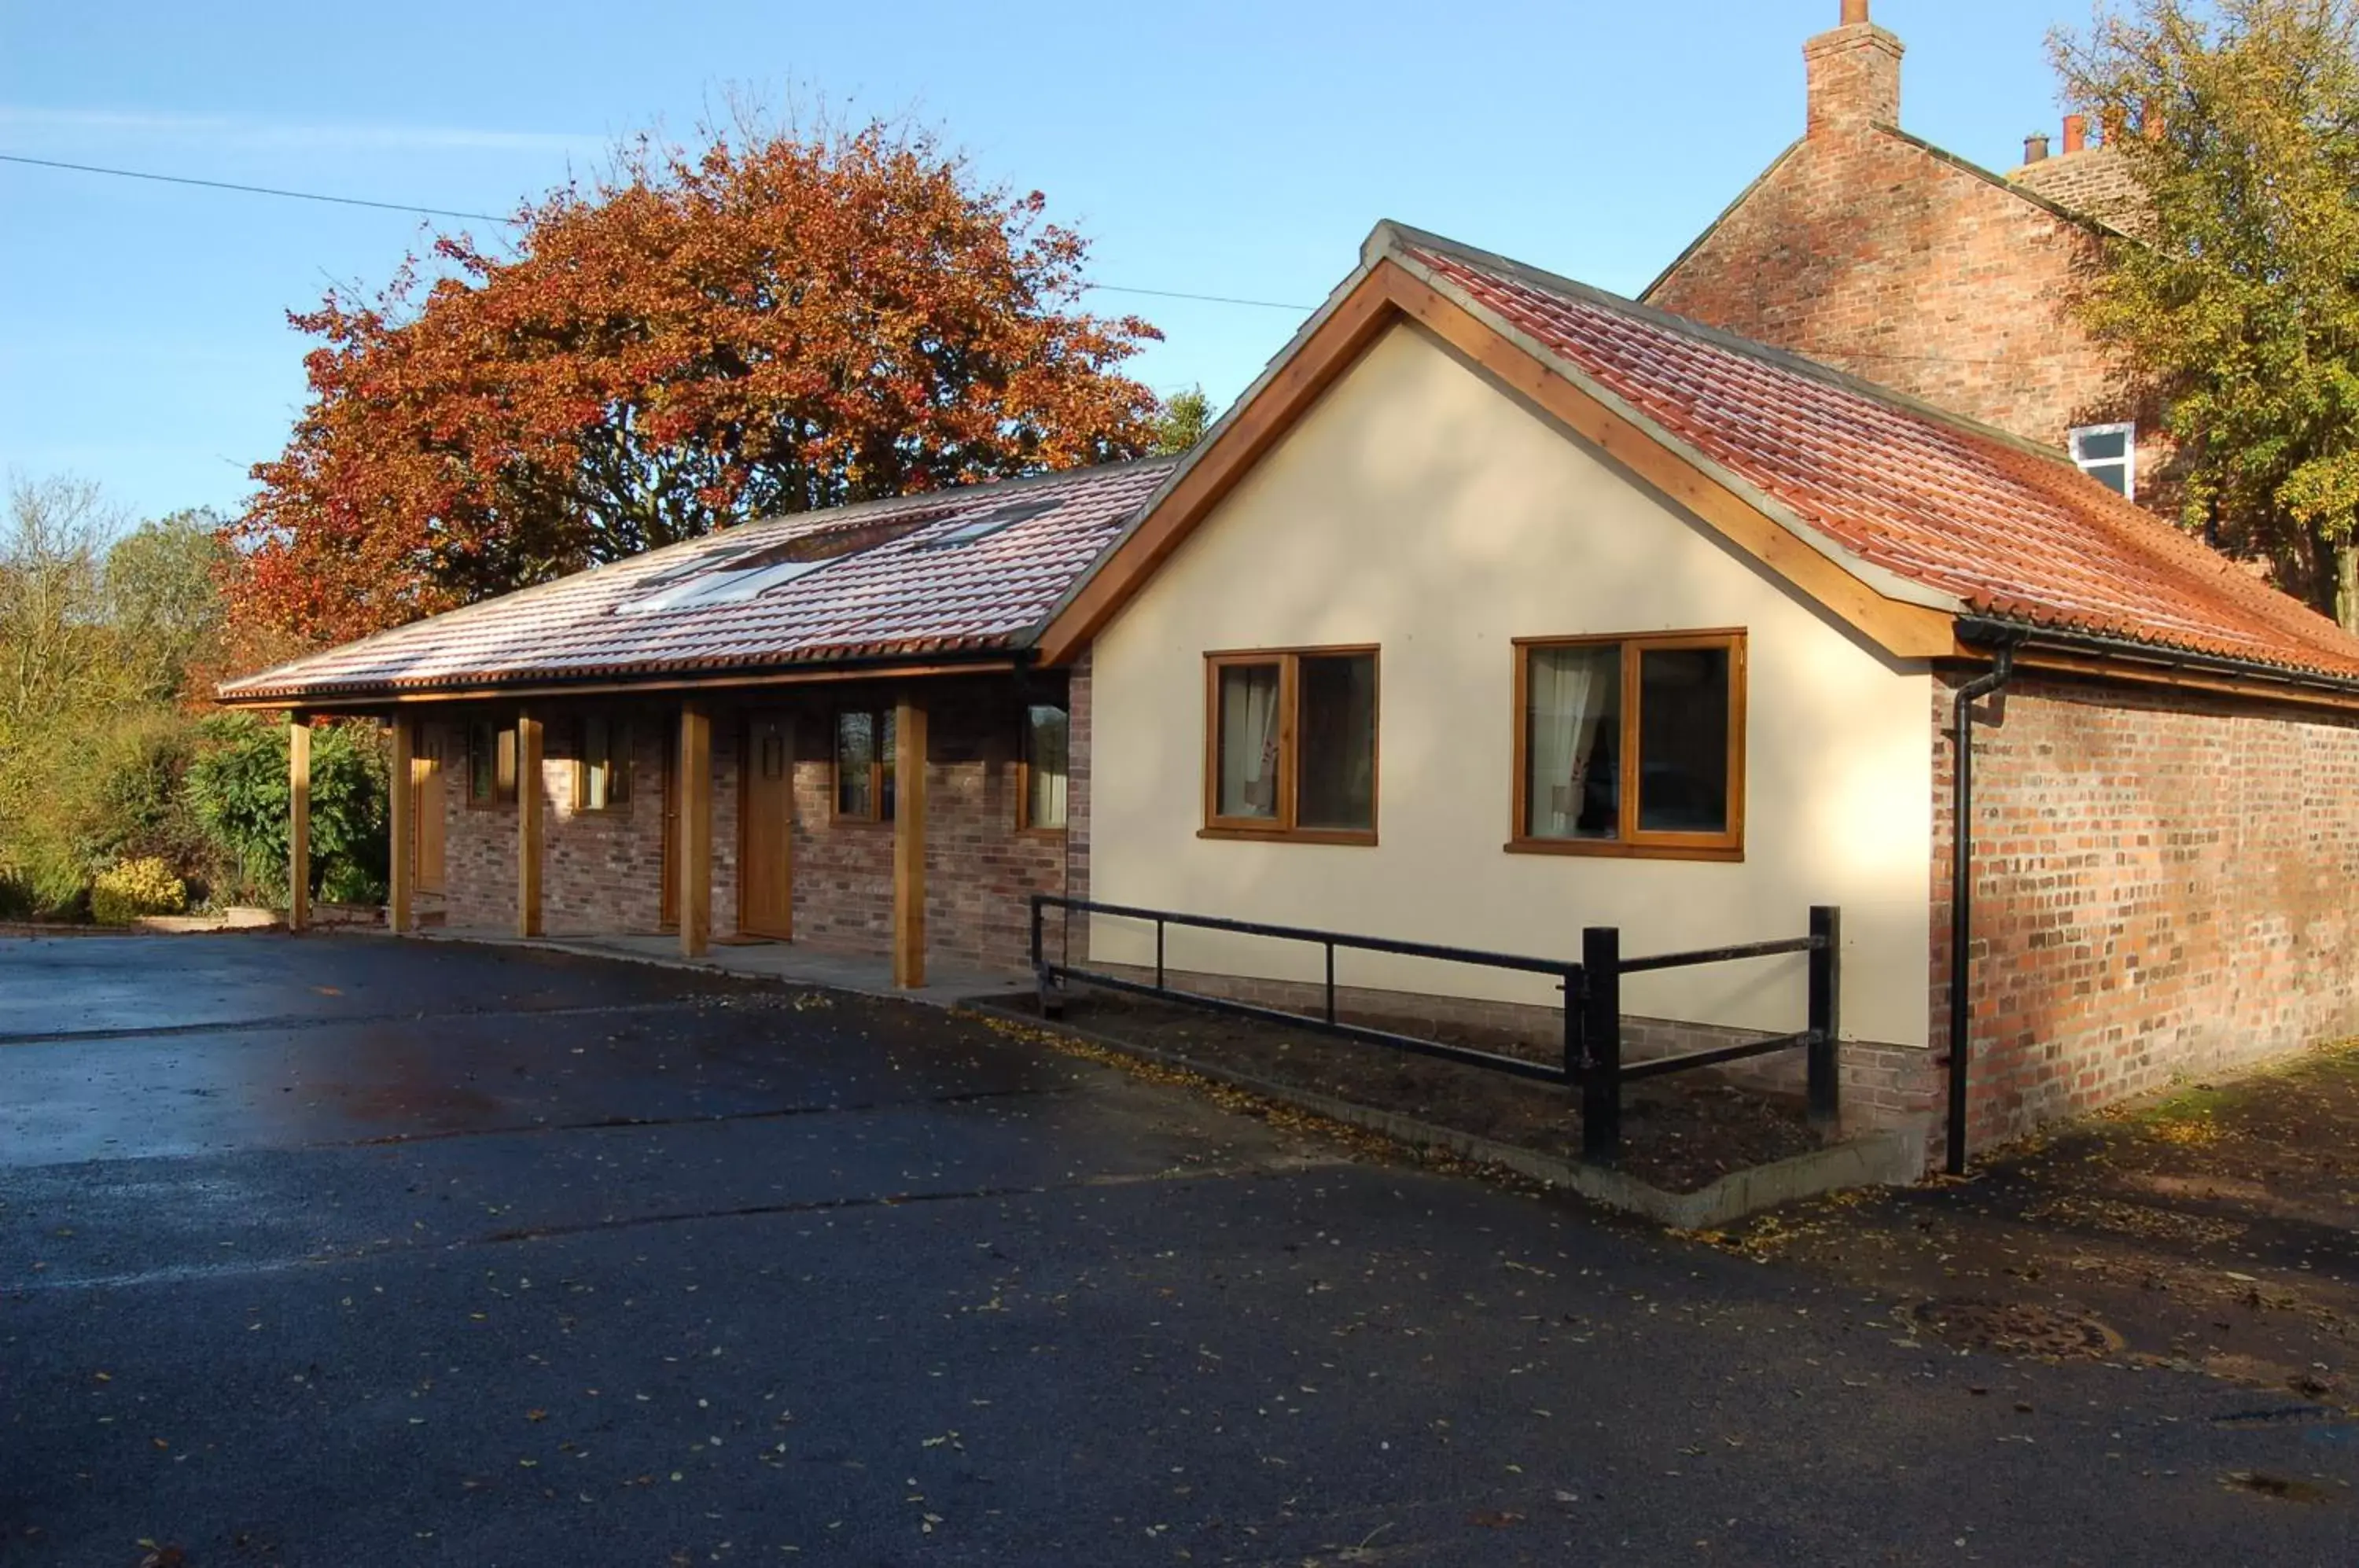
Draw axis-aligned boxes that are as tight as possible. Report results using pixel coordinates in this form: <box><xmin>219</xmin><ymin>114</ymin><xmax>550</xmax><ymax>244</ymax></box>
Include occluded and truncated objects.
<box><xmin>466</xmin><ymin>720</ymin><xmax>517</xmax><ymax>809</ymax></box>
<box><xmin>834</xmin><ymin>706</ymin><xmax>897</xmax><ymax>823</ymax></box>
<box><xmin>1018</xmin><ymin>701</ymin><xmax>1069</xmax><ymax>833</ymax></box>
<box><xmin>1202</xmin><ymin>646</ymin><xmax>1378</xmax><ymax>844</ymax></box>
<box><xmin>1511</xmin><ymin>631</ymin><xmax>1745</xmax><ymax>861</ymax></box>
<box><xmin>573</xmin><ymin>716</ymin><xmax>632</xmax><ymax>812</ymax></box>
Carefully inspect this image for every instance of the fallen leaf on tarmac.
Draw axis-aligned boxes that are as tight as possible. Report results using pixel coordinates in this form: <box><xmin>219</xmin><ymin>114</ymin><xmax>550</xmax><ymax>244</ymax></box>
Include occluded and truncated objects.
<box><xmin>137</xmin><ymin>1549</ymin><xmax>186</xmax><ymax>1568</ymax></box>
<box><xmin>314</xmin><ymin>986</ymin><xmax>342</xmax><ymax>996</ymax></box>
<box><xmin>1467</xmin><ymin>1511</ymin><xmax>1524</xmax><ymax>1529</ymax></box>
<box><xmin>526</xmin><ymin>1409</ymin><xmax>548</xmax><ymax>1423</ymax></box>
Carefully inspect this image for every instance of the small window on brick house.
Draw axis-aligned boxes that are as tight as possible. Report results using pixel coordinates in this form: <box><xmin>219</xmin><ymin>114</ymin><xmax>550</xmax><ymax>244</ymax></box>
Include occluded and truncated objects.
<box><xmin>466</xmin><ymin>721</ymin><xmax>517</xmax><ymax>808</ymax></box>
<box><xmin>574</xmin><ymin>716</ymin><xmax>631</xmax><ymax>812</ymax></box>
<box><xmin>1018</xmin><ymin>701</ymin><xmax>1069</xmax><ymax>832</ymax></box>
<box><xmin>2070</xmin><ymin>422</ymin><xmax>2135</xmax><ymax>498</ymax></box>
<box><xmin>834</xmin><ymin>707</ymin><xmax>897</xmax><ymax>822</ymax></box>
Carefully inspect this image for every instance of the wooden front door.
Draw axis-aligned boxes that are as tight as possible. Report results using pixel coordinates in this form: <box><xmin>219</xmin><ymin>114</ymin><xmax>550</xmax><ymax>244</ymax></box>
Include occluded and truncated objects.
<box><xmin>411</xmin><ymin>725</ymin><xmax>447</xmax><ymax>894</ymax></box>
<box><xmin>738</xmin><ymin>711</ymin><xmax>794</xmax><ymax>940</ymax></box>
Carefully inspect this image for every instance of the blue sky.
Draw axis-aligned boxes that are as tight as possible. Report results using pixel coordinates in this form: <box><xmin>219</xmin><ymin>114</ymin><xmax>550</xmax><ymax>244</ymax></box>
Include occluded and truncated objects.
<box><xmin>2</xmin><ymin>0</ymin><xmax>2088</xmax><ymax>524</ymax></box>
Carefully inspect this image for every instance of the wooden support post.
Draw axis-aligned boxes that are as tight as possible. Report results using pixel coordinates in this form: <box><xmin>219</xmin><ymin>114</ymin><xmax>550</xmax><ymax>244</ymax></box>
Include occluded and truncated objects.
<box><xmin>516</xmin><ymin>710</ymin><xmax>543</xmax><ymax>938</ymax></box>
<box><xmin>679</xmin><ymin>703</ymin><xmax>712</xmax><ymax>959</ymax></box>
<box><xmin>388</xmin><ymin>718</ymin><xmax>413</xmax><ymax>934</ymax></box>
<box><xmin>892</xmin><ymin>690</ymin><xmax>928</xmax><ymax>989</ymax></box>
<box><xmin>287</xmin><ymin>716</ymin><xmax>311</xmax><ymax>932</ymax></box>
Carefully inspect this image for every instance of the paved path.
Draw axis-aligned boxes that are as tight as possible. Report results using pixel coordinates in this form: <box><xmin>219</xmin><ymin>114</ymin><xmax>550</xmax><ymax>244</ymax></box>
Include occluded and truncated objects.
<box><xmin>2</xmin><ymin>935</ymin><xmax>2353</xmax><ymax>1564</ymax></box>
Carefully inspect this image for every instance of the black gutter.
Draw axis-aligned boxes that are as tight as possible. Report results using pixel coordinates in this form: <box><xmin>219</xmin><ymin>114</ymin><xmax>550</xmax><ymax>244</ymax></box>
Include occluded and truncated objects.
<box><xmin>1952</xmin><ymin>615</ymin><xmax>2359</xmax><ymax>701</ymax></box>
<box><xmin>1946</xmin><ymin>629</ymin><xmax>2023</xmax><ymax>1176</ymax></box>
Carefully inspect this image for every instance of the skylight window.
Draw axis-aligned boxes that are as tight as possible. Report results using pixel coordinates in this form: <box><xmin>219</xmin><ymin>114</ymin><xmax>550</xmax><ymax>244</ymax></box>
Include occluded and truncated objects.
<box><xmin>920</xmin><ymin>498</ymin><xmax>1061</xmax><ymax>549</ymax></box>
<box><xmin>612</xmin><ymin>509</ymin><xmax>955</xmax><ymax>616</ymax></box>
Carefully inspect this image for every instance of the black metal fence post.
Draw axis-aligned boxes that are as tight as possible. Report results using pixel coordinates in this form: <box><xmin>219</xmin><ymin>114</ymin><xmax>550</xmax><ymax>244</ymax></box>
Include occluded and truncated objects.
<box><xmin>1807</xmin><ymin>904</ymin><xmax>1841</xmax><ymax>1128</ymax></box>
<box><xmin>1031</xmin><ymin>894</ymin><xmax>1063</xmax><ymax>1019</ymax></box>
<box><xmin>1562</xmin><ymin>966</ymin><xmax>1585</xmax><ymax>1087</ymax></box>
<box><xmin>1580</xmin><ymin>926</ymin><xmax>1622</xmax><ymax>1164</ymax></box>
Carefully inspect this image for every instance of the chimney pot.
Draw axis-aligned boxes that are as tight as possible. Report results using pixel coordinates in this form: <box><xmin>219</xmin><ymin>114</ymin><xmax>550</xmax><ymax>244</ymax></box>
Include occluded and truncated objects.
<box><xmin>2063</xmin><ymin>113</ymin><xmax>2089</xmax><ymax>154</ymax></box>
<box><xmin>2024</xmin><ymin>132</ymin><xmax>2051</xmax><ymax>164</ymax></box>
<box><xmin>1841</xmin><ymin>0</ymin><xmax>1869</xmax><ymax>22</ymax></box>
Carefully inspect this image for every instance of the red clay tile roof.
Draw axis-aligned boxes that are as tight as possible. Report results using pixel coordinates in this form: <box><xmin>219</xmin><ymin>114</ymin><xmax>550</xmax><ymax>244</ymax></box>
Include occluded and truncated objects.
<box><xmin>220</xmin><ymin>458</ymin><xmax>1176</xmax><ymax>704</ymax></box>
<box><xmin>1397</xmin><ymin>231</ymin><xmax>2359</xmax><ymax>683</ymax></box>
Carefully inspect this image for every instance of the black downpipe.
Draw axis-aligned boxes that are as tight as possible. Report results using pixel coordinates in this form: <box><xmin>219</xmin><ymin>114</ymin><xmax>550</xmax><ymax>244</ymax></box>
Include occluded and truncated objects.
<box><xmin>1947</xmin><ymin>639</ymin><xmax>2019</xmax><ymax>1176</ymax></box>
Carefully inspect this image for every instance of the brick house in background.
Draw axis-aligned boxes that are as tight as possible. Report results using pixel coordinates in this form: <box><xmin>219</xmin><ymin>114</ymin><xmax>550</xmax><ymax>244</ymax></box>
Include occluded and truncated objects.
<box><xmin>1646</xmin><ymin>0</ymin><xmax>2157</xmax><ymax>506</ymax></box>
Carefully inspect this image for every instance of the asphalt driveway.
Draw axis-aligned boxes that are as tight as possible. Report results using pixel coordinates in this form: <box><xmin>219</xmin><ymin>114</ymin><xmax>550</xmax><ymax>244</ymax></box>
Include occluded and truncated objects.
<box><xmin>2</xmin><ymin>934</ymin><xmax>2354</xmax><ymax>1565</ymax></box>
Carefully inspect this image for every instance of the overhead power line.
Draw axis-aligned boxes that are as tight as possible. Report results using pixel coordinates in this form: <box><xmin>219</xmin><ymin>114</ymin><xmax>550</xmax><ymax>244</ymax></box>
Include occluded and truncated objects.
<box><xmin>0</xmin><ymin>152</ymin><xmax>1315</xmax><ymax>312</ymax></box>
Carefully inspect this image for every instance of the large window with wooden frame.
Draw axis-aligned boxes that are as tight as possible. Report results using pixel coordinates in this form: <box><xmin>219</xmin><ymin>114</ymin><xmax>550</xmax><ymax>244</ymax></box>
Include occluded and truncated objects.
<box><xmin>1018</xmin><ymin>701</ymin><xmax>1069</xmax><ymax>832</ymax></box>
<box><xmin>466</xmin><ymin>720</ymin><xmax>517</xmax><ymax>809</ymax></box>
<box><xmin>1511</xmin><ymin>631</ymin><xmax>1745</xmax><ymax>860</ymax></box>
<box><xmin>834</xmin><ymin>706</ymin><xmax>897</xmax><ymax>823</ymax></box>
<box><xmin>1204</xmin><ymin>647</ymin><xmax>1378</xmax><ymax>842</ymax></box>
<box><xmin>573</xmin><ymin>716</ymin><xmax>632</xmax><ymax>812</ymax></box>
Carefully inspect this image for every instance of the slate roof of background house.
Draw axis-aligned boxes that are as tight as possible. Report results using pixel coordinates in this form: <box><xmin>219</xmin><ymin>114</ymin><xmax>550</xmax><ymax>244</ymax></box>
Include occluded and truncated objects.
<box><xmin>1386</xmin><ymin>226</ymin><xmax>2359</xmax><ymax>683</ymax></box>
<box><xmin>219</xmin><ymin>458</ymin><xmax>1177</xmax><ymax>705</ymax></box>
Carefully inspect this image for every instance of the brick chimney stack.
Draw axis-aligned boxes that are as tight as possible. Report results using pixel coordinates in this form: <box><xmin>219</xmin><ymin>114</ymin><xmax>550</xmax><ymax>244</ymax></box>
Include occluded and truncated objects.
<box><xmin>2063</xmin><ymin>113</ymin><xmax>2089</xmax><ymax>154</ymax></box>
<box><xmin>1805</xmin><ymin>0</ymin><xmax>1904</xmax><ymax>134</ymax></box>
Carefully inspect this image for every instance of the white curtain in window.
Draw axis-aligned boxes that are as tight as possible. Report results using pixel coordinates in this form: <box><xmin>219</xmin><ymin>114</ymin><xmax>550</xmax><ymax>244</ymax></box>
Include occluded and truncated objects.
<box><xmin>1529</xmin><ymin>646</ymin><xmax>1613</xmax><ymax>837</ymax></box>
<box><xmin>1220</xmin><ymin>666</ymin><xmax>1282</xmax><ymax>818</ymax></box>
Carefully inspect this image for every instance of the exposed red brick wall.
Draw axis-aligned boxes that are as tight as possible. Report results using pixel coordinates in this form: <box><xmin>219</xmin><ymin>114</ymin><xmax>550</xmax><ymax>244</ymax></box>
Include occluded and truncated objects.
<box><xmin>1931</xmin><ymin>672</ymin><xmax>2359</xmax><ymax>1159</ymax></box>
<box><xmin>538</xmin><ymin>720</ymin><xmax>669</xmax><ymax>937</ymax></box>
<box><xmin>412</xmin><ymin>677</ymin><xmax>1073</xmax><ymax>974</ymax></box>
<box><xmin>1648</xmin><ymin>121</ymin><xmax>2136</xmax><ymax>457</ymax></box>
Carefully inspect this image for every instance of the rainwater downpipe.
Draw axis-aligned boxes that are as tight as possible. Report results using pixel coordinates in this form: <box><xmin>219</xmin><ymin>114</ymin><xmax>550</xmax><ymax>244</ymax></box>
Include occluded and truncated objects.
<box><xmin>1947</xmin><ymin>635</ymin><xmax>2020</xmax><ymax>1176</ymax></box>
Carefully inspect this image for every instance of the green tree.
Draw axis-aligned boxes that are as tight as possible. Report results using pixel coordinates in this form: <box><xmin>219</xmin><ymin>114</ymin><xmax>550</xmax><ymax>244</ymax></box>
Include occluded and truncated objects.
<box><xmin>1153</xmin><ymin>385</ymin><xmax>1217</xmax><ymax>456</ymax></box>
<box><xmin>105</xmin><ymin>508</ymin><xmax>230</xmax><ymax>702</ymax></box>
<box><xmin>0</xmin><ymin>473</ymin><xmax>128</xmax><ymax>734</ymax></box>
<box><xmin>0</xmin><ymin>477</ymin><xmax>240</xmax><ymax>917</ymax></box>
<box><xmin>186</xmin><ymin>714</ymin><xmax>389</xmax><ymax>907</ymax></box>
<box><xmin>2054</xmin><ymin>0</ymin><xmax>2359</xmax><ymax>630</ymax></box>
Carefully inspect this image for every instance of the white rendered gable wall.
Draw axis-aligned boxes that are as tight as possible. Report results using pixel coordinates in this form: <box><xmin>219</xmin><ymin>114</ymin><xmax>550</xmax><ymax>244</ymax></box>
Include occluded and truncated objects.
<box><xmin>1085</xmin><ymin>320</ymin><xmax>1935</xmax><ymax>1049</ymax></box>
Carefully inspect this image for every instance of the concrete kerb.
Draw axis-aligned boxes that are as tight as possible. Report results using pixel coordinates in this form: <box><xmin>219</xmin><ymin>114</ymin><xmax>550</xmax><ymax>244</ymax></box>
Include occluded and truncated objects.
<box><xmin>955</xmin><ymin>997</ymin><xmax>1927</xmax><ymax>1229</ymax></box>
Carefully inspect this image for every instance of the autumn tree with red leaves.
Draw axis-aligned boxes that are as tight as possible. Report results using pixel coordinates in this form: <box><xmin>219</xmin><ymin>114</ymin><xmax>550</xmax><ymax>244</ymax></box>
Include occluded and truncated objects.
<box><xmin>228</xmin><ymin>116</ymin><xmax>1165</xmax><ymax>649</ymax></box>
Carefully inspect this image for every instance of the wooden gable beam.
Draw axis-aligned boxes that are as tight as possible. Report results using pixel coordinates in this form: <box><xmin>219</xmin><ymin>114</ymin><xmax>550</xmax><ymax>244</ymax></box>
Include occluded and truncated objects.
<box><xmin>1033</xmin><ymin>259</ymin><xmax>1959</xmax><ymax>668</ymax></box>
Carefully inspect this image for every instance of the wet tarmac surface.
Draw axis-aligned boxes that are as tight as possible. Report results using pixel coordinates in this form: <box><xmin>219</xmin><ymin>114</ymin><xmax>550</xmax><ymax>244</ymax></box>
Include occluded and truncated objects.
<box><xmin>4</xmin><ymin>934</ymin><xmax>2357</xmax><ymax>1565</ymax></box>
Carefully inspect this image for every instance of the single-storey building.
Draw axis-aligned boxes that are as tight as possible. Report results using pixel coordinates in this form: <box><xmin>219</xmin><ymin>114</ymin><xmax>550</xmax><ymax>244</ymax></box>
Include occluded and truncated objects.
<box><xmin>222</xmin><ymin>221</ymin><xmax>2359</xmax><ymax>1169</ymax></box>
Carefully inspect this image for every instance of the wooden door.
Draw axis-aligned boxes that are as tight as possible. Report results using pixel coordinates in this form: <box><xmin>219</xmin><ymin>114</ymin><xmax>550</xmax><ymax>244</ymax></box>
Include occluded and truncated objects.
<box><xmin>738</xmin><ymin>711</ymin><xmax>794</xmax><ymax>940</ymax></box>
<box><xmin>411</xmin><ymin>725</ymin><xmax>447</xmax><ymax>894</ymax></box>
<box><xmin>660</xmin><ymin>733</ymin><xmax>679</xmax><ymax>930</ymax></box>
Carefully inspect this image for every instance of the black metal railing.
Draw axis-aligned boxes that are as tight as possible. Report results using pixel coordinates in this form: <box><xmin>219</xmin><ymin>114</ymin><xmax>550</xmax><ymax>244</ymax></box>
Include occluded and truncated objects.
<box><xmin>1029</xmin><ymin>894</ymin><xmax>1840</xmax><ymax>1165</ymax></box>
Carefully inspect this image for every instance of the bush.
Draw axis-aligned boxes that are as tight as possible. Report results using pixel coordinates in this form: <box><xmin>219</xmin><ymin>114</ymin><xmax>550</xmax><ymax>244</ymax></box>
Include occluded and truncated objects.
<box><xmin>89</xmin><ymin>856</ymin><xmax>188</xmax><ymax>925</ymax></box>
<box><xmin>186</xmin><ymin>713</ymin><xmax>389</xmax><ymax>908</ymax></box>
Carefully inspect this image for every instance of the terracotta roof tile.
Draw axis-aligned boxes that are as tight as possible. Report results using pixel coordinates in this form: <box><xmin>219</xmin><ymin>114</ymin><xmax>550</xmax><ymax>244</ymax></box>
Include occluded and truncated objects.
<box><xmin>1405</xmin><ymin>239</ymin><xmax>2359</xmax><ymax>683</ymax></box>
<box><xmin>221</xmin><ymin>459</ymin><xmax>1177</xmax><ymax>703</ymax></box>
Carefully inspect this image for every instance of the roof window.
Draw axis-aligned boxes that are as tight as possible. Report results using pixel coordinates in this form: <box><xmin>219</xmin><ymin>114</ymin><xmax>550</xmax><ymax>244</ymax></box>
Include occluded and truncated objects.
<box><xmin>613</xmin><ymin>509</ymin><xmax>955</xmax><ymax>616</ymax></box>
<box><xmin>920</xmin><ymin>497</ymin><xmax>1062</xmax><ymax>549</ymax></box>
